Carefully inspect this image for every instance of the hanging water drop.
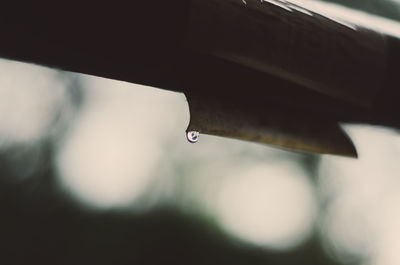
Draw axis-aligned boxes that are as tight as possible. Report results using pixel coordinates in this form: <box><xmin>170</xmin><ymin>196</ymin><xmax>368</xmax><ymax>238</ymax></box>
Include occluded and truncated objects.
<box><xmin>186</xmin><ymin>131</ymin><xmax>200</xmax><ymax>143</ymax></box>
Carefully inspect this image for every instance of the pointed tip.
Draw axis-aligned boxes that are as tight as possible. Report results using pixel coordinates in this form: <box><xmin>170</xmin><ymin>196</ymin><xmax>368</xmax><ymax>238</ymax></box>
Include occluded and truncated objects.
<box><xmin>185</xmin><ymin>93</ymin><xmax>359</xmax><ymax>158</ymax></box>
<box><xmin>330</xmin><ymin>126</ymin><xmax>358</xmax><ymax>158</ymax></box>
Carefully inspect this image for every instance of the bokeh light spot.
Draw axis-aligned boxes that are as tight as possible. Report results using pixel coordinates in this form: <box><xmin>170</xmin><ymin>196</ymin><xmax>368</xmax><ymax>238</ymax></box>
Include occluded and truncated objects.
<box><xmin>0</xmin><ymin>59</ymin><xmax>66</xmax><ymax>146</ymax></box>
<box><xmin>215</xmin><ymin>162</ymin><xmax>317</xmax><ymax>250</ymax></box>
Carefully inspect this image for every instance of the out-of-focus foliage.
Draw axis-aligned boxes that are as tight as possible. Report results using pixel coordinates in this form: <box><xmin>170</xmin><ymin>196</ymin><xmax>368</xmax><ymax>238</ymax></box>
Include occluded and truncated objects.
<box><xmin>0</xmin><ymin>60</ymin><xmax>328</xmax><ymax>265</ymax></box>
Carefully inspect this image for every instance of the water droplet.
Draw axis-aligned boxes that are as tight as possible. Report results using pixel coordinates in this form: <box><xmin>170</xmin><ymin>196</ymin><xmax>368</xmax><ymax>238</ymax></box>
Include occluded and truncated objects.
<box><xmin>186</xmin><ymin>131</ymin><xmax>200</xmax><ymax>143</ymax></box>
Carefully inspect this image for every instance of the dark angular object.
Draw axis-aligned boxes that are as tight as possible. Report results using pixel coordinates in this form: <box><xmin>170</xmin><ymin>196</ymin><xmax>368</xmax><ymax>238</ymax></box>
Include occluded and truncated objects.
<box><xmin>1</xmin><ymin>0</ymin><xmax>400</xmax><ymax>157</ymax></box>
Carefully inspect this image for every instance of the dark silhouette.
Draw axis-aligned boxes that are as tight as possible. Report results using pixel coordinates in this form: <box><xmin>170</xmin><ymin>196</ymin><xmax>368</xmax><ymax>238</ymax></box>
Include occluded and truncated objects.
<box><xmin>0</xmin><ymin>0</ymin><xmax>399</xmax><ymax>156</ymax></box>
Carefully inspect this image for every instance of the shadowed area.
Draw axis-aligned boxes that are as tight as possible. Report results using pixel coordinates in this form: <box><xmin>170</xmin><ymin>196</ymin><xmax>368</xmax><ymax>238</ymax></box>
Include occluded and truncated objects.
<box><xmin>0</xmin><ymin>165</ymin><xmax>333</xmax><ymax>265</ymax></box>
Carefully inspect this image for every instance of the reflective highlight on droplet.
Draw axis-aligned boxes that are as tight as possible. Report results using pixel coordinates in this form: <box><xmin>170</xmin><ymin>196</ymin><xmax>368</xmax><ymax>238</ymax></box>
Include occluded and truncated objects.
<box><xmin>186</xmin><ymin>131</ymin><xmax>200</xmax><ymax>143</ymax></box>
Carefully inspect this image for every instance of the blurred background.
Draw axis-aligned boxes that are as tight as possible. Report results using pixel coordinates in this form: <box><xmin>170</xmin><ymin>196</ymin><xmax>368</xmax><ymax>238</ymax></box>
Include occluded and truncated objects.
<box><xmin>1</xmin><ymin>1</ymin><xmax>400</xmax><ymax>264</ymax></box>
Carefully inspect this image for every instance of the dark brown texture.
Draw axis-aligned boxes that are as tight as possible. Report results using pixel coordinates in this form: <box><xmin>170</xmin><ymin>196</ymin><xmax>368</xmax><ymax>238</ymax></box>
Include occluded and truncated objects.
<box><xmin>0</xmin><ymin>1</ymin><xmax>399</xmax><ymax>156</ymax></box>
